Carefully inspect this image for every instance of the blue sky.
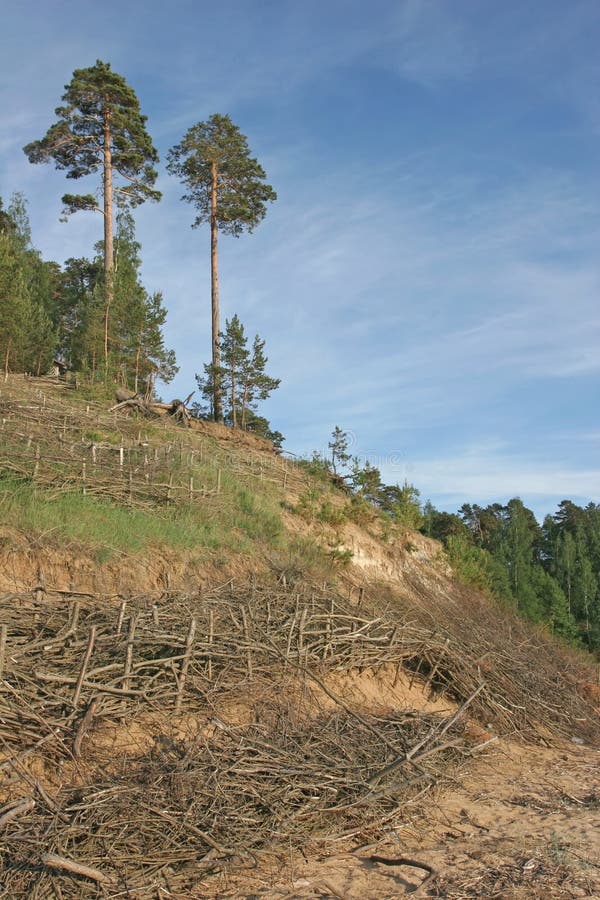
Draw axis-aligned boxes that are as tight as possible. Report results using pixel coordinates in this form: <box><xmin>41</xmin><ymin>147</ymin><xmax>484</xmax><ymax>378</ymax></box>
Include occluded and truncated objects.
<box><xmin>1</xmin><ymin>0</ymin><xmax>599</xmax><ymax>519</ymax></box>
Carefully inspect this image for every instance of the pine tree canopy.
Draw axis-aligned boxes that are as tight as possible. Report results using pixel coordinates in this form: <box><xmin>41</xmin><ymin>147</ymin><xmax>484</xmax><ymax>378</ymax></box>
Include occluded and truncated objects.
<box><xmin>166</xmin><ymin>113</ymin><xmax>276</xmax><ymax>235</ymax></box>
<box><xmin>23</xmin><ymin>59</ymin><xmax>160</xmax><ymax>214</ymax></box>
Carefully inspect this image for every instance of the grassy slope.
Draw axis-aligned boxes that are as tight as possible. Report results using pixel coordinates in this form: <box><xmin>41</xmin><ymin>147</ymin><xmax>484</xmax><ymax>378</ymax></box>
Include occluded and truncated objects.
<box><xmin>0</xmin><ymin>378</ymin><xmax>327</xmax><ymax>573</ymax></box>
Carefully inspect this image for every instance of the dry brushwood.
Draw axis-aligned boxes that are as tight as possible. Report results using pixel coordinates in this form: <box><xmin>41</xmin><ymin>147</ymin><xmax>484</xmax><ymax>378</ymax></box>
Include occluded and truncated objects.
<box><xmin>0</xmin><ymin>577</ymin><xmax>597</xmax><ymax>896</ymax></box>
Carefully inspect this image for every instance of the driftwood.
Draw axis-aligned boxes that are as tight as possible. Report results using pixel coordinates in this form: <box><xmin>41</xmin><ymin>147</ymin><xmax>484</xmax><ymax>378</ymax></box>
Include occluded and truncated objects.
<box><xmin>0</xmin><ymin>798</ymin><xmax>35</xmax><ymax>827</ymax></box>
<box><xmin>114</xmin><ymin>387</ymin><xmax>137</xmax><ymax>404</ymax></box>
<box><xmin>166</xmin><ymin>390</ymin><xmax>195</xmax><ymax>427</ymax></box>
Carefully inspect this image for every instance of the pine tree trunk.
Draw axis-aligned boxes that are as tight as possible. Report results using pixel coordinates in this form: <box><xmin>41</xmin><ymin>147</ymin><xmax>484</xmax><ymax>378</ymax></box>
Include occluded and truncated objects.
<box><xmin>241</xmin><ymin>383</ymin><xmax>249</xmax><ymax>429</ymax></box>
<box><xmin>134</xmin><ymin>326</ymin><xmax>142</xmax><ymax>394</ymax></box>
<box><xmin>211</xmin><ymin>160</ymin><xmax>223</xmax><ymax>423</ymax></box>
<box><xmin>231</xmin><ymin>349</ymin><xmax>237</xmax><ymax>428</ymax></box>
<box><xmin>103</xmin><ymin>103</ymin><xmax>114</xmax><ymax>376</ymax></box>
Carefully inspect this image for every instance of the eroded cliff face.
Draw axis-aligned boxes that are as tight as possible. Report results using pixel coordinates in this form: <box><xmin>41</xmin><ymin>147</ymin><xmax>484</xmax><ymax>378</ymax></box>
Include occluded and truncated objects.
<box><xmin>0</xmin><ymin>530</ymin><xmax>262</xmax><ymax>597</ymax></box>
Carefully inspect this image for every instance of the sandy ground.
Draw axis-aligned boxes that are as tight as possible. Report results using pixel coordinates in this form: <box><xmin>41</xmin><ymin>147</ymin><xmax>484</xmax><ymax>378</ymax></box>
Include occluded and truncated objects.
<box><xmin>209</xmin><ymin>738</ymin><xmax>599</xmax><ymax>899</ymax></box>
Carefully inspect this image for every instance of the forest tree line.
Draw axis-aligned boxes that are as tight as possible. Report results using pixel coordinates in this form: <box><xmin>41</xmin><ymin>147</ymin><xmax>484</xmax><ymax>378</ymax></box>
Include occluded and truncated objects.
<box><xmin>322</xmin><ymin>428</ymin><xmax>600</xmax><ymax>654</ymax></box>
<box><xmin>0</xmin><ymin>192</ymin><xmax>176</xmax><ymax>393</ymax></box>
<box><xmin>423</xmin><ymin>497</ymin><xmax>600</xmax><ymax>652</ymax></box>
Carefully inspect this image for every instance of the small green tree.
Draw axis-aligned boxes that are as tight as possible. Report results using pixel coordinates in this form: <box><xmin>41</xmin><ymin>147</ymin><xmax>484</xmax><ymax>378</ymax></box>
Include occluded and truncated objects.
<box><xmin>61</xmin><ymin>256</ymin><xmax>103</xmax><ymax>375</ymax></box>
<box><xmin>328</xmin><ymin>426</ymin><xmax>351</xmax><ymax>475</ymax></box>
<box><xmin>378</xmin><ymin>481</ymin><xmax>424</xmax><ymax>530</ymax></box>
<box><xmin>23</xmin><ymin>60</ymin><xmax>160</xmax><ymax>369</ymax></box>
<box><xmin>167</xmin><ymin>114</ymin><xmax>276</xmax><ymax>422</ymax></box>
<box><xmin>240</xmin><ymin>334</ymin><xmax>280</xmax><ymax>429</ymax></box>
<box><xmin>0</xmin><ymin>195</ymin><xmax>58</xmax><ymax>377</ymax></box>
<box><xmin>195</xmin><ymin>315</ymin><xmax>280</xmax><ymax>435</ymax></box>
<box><xmin>220</xmin><ymin>314</ymin><xmax>249</xmax><ymax>428</ymax></box>
<box><xmin>351</xmin><ymin>460</ymin><xmax>382</xmax><ymax>504</ymax></box>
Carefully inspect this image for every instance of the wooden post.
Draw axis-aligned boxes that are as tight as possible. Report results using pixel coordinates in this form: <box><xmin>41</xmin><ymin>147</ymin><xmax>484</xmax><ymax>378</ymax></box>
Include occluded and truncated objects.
<box><xmin>0</xmin><ymin>624</ymin><xmax>7</xmax><ymax>681</ymax></box>
<box><xmin>241</xmin><ymin>607</ymin><xmax>253</xmax><ymax>679</ymax></box>
<box><xmin>216</xmin><ymin>468</ymin><xmax>222</xmax><ymax>494</ymax></box>
<box><xmin>167</xmin><ymin>472</ymin><xmax>173</xmax><ymax>502</ymax></box>
<box><xmin>34</xmin><ymin>568</ymin><xmax>45</xmax><ymax>603</ymax></box>
<box><xmin>91</xmin><ymin>444</ymin><xmax>97</xmax><ymax>467</ymax></box>
<box><xmin>189</xmin><ymin>476</ymin><xmax>194</xmax><ymax>501</ymax></box>
<box><xmin>298</xmin><ymin>607</ymin><xmax>307</xmax><ymax>657</ymax></box>
<box><xmin>68</xmin><ymin>600</ymin><xmax>80</xmax><ymax>634</ymax></box>
<box><xmin>208</xmin><ymin>609</ymin><xmax>214</xmax><ymax>681</ymax></box>
<box><xmin>286</xmin><ymin>612</ymin><xmax>297</xmax><ymax>667</ymax></box>
<box><xmin>123</xmin><ymin>614</ymin><xmax>138</xmax><ymax>691</ymax></box>
<box><xmin>175</xmin><ymin>618</ymin><xmax>196</xmax><ymax>714</ymax></box>
<box><xmin>82</xmin><ymin>462</ymin><xmax>87</xmax><ymax>496</ymax></box>
<box><xmin>116</xmin><ymin>600</ymin><xmax>127</xmax><ymax>636</ymax></box>
<box><xmin>73</xmin><ymin>626</ymin><xmax>96</xmax><ymax>708</ymax></box>
<box><xmin>119</xmin><ymin>445</ymin><xmax>124</xmax><ymax>468</ymax></box>
<box><xmin>128</xmin><ymin>470</ymin><xmax>133</xmax><ymax>502</ymax></box>
<box><xmin>152</xmin><ymin>604</ymin><xmax>159</xmax><ymax>627</ymax></box>
<box><xmin>33</xmin><ymin>444</ymin><xmax>40</xmax><ymax>480</ymax></box>
<box><xmin>324</xmin><ymin>613</ymin><xmax>332</xmax><ymax>661</ymax></box>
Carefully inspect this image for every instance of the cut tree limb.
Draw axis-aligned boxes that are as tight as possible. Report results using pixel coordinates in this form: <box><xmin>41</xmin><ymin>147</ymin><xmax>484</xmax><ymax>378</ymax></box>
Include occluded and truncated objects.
<box><xmin>41</xmin><ymin>852</ymin><xmax>113</xmax><ymax>885</ymax></box>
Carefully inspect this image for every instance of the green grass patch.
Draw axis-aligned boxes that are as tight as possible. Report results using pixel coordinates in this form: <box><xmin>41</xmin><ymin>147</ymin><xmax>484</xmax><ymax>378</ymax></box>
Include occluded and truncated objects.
<box><xmin>0</xmin><ymin>470</ymin><xmax>284</xmax><ymax>560</ymax></box>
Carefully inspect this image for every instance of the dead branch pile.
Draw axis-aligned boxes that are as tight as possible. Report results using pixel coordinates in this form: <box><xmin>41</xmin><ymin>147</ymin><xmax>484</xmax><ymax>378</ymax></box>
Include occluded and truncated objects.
<box><xmin>0</xmin><ymin>579</ymin><xmax>597</xmax><ymax>895</ymax></box>
<box><xmin>2</xmin><ymin>710</ymin><xmax>461</xmax><ymax>897</ymax></box>
<box><xmin>0</xmin><ymin>582</ymin><xmax>479</xmax><ymax>896</ymax></box>
<box><xmin>373</xmin><ymin>572</ymin><xmax>600</xmax><ymax>744</ymax></box>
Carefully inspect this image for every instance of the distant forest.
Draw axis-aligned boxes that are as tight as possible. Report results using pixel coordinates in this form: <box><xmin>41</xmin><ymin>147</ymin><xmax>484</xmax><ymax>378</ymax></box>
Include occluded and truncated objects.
<box><xmin>322</xmin><ymin>429</ymin><xmax>600</xmax><ymax>655</ymax></box>
<box><xmin>424</xmin><ymin>497</ymin><xmax>600</xmax><ymax>654</ymax></box>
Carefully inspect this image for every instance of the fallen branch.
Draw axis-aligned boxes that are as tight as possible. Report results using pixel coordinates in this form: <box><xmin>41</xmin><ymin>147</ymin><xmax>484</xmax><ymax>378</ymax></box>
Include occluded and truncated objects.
<box><xmin>73</xmin><ymin>696</ymin><xmax>99</xmax><ymax>758</ymax></box>
<box><xmin>41</xmin><ymin>852</ymin><xmax>113</xmax><ymax>885</ymax></box>
<box><xmin>0</xmin><ymin>798</ymin><xmax>35</xmax><ymax>827</ymax></box>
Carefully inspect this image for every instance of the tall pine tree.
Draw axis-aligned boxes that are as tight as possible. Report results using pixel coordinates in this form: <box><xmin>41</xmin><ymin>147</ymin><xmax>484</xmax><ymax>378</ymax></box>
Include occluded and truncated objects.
<box><xmin>23</xmin><ymin>60</ymin><xmax>160</xmax><ymax>370</ymax></box>
<box><xmin>167</xmin><ymin>115</ymin><xmax>276</xmax><ymax>422</ymax></box>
